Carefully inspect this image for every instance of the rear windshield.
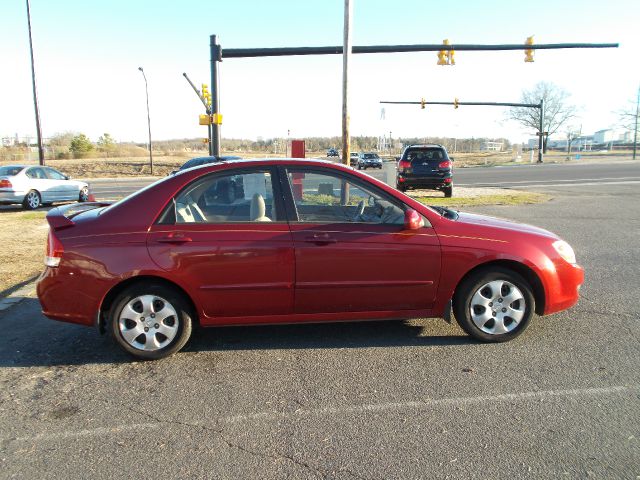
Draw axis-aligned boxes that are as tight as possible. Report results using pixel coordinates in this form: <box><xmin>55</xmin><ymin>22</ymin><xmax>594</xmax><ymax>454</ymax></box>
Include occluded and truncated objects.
<box><xmin>403</xmin><ymin>148</ymin><xmax>446</xmax><ymax>162</ymax></box>
<box><xmin>0</xmin><ymin>166</ymin><xmax>24</xmax><ymax>176</ymax></box>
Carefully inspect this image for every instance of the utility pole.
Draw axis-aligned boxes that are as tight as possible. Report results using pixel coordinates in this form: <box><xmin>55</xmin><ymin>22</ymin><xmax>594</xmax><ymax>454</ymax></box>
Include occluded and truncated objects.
<box><xmin>25</xmin><ymin>0</ymin><xmax>44</xmax><ymax>166</ymax></box>
<box><xmin>634</xmin><ymin>84</ymin><xmax>639</xmax><ymax>161</ymax></box>
<box><xmin>138</xmin><ymin>67</ymin><xmax>154</xmax><ymax>175</ymax></box>
<box><xmin>341</xmin><ymin>0</ymin><xmax>353</xmax><ymax>167</ymax></box>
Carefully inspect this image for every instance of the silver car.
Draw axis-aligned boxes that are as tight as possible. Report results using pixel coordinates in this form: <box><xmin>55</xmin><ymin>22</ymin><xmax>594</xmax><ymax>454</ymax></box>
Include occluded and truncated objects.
<box><xmin>0</xmin><ymin>165</ymin><xmax>90</xmax><ymax>210</ymax></box>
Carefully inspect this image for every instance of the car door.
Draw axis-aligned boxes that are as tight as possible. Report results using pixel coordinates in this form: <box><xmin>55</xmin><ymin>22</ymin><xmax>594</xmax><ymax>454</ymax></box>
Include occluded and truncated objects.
<box><xmin>25</xmin><ymin>167</ymin><xmax>55</xmax><ymax>202</ymax></box>
<box><xmin>146</xmin><ymin>167</ymin><xmax>295</xmax><ymax>321</ymax></box>
<box><xmin>281</xmin><ymin>166</ymin><xmax>441</xmax><ymax>314</ymax></box>
<box><xmin>44</xmin><ymin>167</ymin><xmax>77</xmax><ymax>201</ymax></box>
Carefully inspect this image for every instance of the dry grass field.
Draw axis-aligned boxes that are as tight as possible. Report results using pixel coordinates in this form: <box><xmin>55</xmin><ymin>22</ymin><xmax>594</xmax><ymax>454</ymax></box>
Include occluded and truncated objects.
<box><xmin>0</xmin><ymin>209</ymin><xmax>49</xmax><ymax>295</ymax></box>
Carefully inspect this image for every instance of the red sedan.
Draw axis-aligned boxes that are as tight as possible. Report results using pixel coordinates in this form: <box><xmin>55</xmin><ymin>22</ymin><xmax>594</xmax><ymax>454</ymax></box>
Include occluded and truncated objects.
<box><xmin>37</xmin><ymin>159</ymin><xmax>584</xmax><ymax>359</ymax></box>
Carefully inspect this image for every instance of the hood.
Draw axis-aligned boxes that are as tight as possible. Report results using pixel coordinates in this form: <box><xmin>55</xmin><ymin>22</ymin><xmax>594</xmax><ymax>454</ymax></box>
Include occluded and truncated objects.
<box><xmin>454</xmin><ymin>212</ymin><xmax>559</xmax><ymax>239</ymax></box>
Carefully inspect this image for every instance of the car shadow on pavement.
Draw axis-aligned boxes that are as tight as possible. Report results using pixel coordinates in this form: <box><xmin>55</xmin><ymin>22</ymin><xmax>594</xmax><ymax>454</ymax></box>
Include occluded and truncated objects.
<box><xmin>0</xmin><ymin>298</ymin><xmax>472</xmax><ymax>368</ymax></box>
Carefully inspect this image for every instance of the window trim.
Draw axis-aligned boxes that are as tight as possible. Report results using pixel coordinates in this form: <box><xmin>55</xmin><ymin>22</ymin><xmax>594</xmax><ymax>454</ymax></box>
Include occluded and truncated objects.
<box><xmin>281</xmin><ymin>165</ymin><xmax>423</xmax><ymax>226</ymax></box>
<box><xmin>156</xmin><ymin>166</ymin><xmax>287</xmax><ymax>226</ymax></box>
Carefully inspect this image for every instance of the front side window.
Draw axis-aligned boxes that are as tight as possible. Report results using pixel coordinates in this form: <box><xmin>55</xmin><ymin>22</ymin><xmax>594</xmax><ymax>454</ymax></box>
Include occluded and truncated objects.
<box><xmin>286</xmin><ymin>169</ymin><xmax>405</xmax><ymax>225</ymax></box>
<box><xmin>45</xmin><ymin>168</ymin><xmax>66</xmax><ymax>180</ymax></box>
<box><xmin>173</xmin><ymin>170</ymin><xmax>278</xmax><ymax>224</ymax></box>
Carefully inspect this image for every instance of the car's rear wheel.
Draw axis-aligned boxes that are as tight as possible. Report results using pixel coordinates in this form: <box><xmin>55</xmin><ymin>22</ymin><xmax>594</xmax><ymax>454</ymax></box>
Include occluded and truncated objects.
<box><xmin>453</xmin><ymin>267</ymin><xmax>534</xmax><ymax>342</ymax></box>
<box><xmin>109</xmin><ymin>283</ymin><xmax>194</xmax><ymax>360</ymax></box>
<box><xmin>443</xmin><ymin>186</ymin><xmax>453</xmax><ymax>197</ymax></box>
<box><xmin>397</xmin><ymin>184</ymin><xmax>406</xmax><ymax>192</ymax></box>
<box><xmin>79</xmin><ymin>187</ymin><xmax>89</xmax><ymax>202</ymax></box>
<box><xmin>23</xmin><ymin>190</ymin><xmax>41</xmax><ymax>210</ymax></box>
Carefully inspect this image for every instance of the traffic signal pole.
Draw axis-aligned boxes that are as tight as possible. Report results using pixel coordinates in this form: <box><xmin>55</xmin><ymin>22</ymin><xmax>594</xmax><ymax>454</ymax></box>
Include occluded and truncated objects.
<box><xmin>208</xmin><ymin>39</ymin><xmax>618</xmax><ymax>159</ymax></box>
<box><xmin>381</xmin><ymin>99</ymin><xmax>547</xmax><ymax>162</ymax></box>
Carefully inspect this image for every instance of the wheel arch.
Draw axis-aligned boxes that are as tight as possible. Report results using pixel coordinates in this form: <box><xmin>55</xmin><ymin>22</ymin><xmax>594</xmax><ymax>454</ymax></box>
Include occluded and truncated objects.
<box><xmin>452</xmin><ymin>259</ymin><xmax>545</xmax><ymax>316</ymax></box>
<box><xmin>98</xmin><ymin>275</ymin><xmax>199</xmax><ymax>334</ymax></box>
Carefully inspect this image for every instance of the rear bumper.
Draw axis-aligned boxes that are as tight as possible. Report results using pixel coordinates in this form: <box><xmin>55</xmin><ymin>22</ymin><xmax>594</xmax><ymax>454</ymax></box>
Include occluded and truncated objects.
<box><xmin>37</xmin><ymin>267</ymin><xmax>99</xmax><ymax>327</ymax></box>
<box><xmin>0</xmin><ymin>190</ymin><xmax>25</xmax><ymax>204</ymax></box>
<box><xmin>397</xmin><ymin>174</ymin><xmax>452</xmax><ymax>189</ymax></box>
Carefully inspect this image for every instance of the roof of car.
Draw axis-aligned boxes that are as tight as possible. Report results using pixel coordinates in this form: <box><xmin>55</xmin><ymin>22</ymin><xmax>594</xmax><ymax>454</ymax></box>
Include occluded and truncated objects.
<box><xmin>404</xmin><ymin>144</ymin><xmax>445</xmax><ymax>149</ymax></box>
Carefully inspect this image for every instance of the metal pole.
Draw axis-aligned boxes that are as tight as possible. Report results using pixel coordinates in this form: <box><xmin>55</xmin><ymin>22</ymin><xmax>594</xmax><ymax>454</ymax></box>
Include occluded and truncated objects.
<box><xmin>538</xmin><ymin>99</ymin><xmax>544</xmax><ymax>163</ymax></box>
<box><xmin>25</xmin><ymin>0</ymin><xmax>44</xmax><ymax>166</ymax></box>
<box><xmin>633</xmin><ymin>84</ymin><xmax>639</xmax><ymax>161</ymax></box>
<box><xmin>210</xmin><ymin>35</ymin><xmax>221</xmax><ymax>157</ymax></box>
<box><xmin>341</xmin><ymin>0</ymin><xmax>353</xmax><ymax>167</ymax></box>
<box><xmin>138</xmin><ymin>67</ymin><xmax>153</xmax><ymax>175</ymax></box>
<box><xmin>182</xmin><ymin>72</ymin><xmax>214</xmax><ymax>155</ymax></box>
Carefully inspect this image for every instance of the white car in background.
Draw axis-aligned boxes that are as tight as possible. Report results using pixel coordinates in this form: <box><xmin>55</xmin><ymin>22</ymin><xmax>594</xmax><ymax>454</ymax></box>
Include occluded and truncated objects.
<box><xmin>0</xmin><ymin>165</ymin><xmax>90</xmax><ymax>210</ymax></box>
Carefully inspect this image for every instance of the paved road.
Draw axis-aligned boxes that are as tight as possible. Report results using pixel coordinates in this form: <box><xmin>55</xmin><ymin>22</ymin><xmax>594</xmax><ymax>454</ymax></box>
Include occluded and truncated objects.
<box><xmin>86</xmin><ymin>161</ymin><xmax>640</xmax><ymax>200</ymax></box>
<box><xmin>1</xmin><ymin>179</ymin><xmax>638</xmax><ymax>478</ymax></box>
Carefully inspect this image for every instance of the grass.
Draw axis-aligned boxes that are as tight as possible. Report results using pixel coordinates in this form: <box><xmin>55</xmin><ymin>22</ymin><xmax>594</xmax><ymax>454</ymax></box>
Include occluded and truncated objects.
<box><xmin>0</xmin><ymin>209</ymin><xmax>49</xmax><ymax>295</ymax></box>
<box><xmin>414</xmin><ymin>191</ymin><xmax>550</xmax><ymax>208</ymax></box>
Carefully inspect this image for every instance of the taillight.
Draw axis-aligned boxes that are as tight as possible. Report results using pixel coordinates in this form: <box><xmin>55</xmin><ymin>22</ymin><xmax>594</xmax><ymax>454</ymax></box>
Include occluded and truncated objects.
<box><xmin>438</xmin><ymin>160</ymin><xmax>452</xmax><ymax>169</ymax></box>
<box><xmin>0</xmin><ymin>179</ymin><xmax>12</xmax><ymax>188</ymax></box>
<box><xmin>398</xmin><ymin>159</ymin><xmax>411</xmax><ymax>171</ymax></box>
<box><xmin>45</xmin><ymin>230</ymin><xmax>64</xmax><ymax>267</ymax></box>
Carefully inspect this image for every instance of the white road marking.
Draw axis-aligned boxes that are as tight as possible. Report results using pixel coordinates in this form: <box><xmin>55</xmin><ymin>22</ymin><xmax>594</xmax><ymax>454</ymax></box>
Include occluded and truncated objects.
<box><xmin>7</xmin><ymin>385</ymin><xmax>636</xmax><ymax>443</ymax></box>
<box><xmin>460</xmin><ymin>176</ymin><xmax>640</xmax><ymax>186</ymax></box>
<box><xmin>458</xmin><ymin>180</ymin><xmax>640</xmax><ymax>188</ymax></box>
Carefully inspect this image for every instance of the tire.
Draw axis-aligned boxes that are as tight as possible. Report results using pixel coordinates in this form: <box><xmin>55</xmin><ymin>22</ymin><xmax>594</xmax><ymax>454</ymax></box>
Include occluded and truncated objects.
<box><xmin>453</xmin><ymin>267</ymin><xmax>534</xmax><ymax>343</ymax></box>
<box><xmin>109</xmin><ymin>283</ymin><xmax>194</xmax><ymax>360</ymax></box>
<box><xmin>23</xmin><ymin>190</ymin><xmax>41</xmax><ymax>210</ymax></box>
<box><xmin>397</xmin><ymin>183</ymin><xmax>407</xmax><ymax>193</ymax></box>
<box><xmin>79</xmin><ymin>187</ymin><xmax>89</xmax><ymax>202</ymax></box>
<box><xmin>443</xmin><ymin>186</ymin><xmax>453</xmax><ymax>198</ymax></box>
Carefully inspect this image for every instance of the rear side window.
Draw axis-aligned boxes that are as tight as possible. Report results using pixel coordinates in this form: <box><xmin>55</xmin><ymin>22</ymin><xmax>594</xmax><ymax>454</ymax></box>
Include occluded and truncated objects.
<box><xmin>0</xmin><ymin>166</ymin><xmax>23</xmax><ymax>176</ymax></box>
<box><xmin>26</xmin><ymin>167</ymin><xmax>47</xmax><ymax>179</ymax></box>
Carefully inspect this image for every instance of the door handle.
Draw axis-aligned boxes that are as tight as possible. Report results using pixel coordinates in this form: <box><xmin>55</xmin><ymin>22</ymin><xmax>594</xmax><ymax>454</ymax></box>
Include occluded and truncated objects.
<box><xmin>157</xmin><ymin>235</ymin><xmax>192</xmax><ymax>244</ymax></box>
<box><xmin>303</xmin><ymin>233</ymin><xmax>337</xmax><ymax>245</ymax></box>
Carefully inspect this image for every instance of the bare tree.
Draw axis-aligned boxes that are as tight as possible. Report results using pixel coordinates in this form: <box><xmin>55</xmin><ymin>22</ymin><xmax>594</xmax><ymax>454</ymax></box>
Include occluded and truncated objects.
<box><xmin>616</xmin><ymin>87</ymin><xmax>639</xmax><ymax>159</ymax></box>
<box><xmin>507</xmin><ymin>82</ymin><xmax>577</xmax><ymax>152</ymax></box>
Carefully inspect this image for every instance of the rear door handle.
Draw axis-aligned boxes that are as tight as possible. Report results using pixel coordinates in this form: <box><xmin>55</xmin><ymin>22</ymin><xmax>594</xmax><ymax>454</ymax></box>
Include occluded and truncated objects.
<box><xmin>157</xmin><ymin>235</ymin><xmax>192</xmax><ymax>244</ymax></box>
<box><xmin>303</xmin><ymin>233</ymin><xmax>337</xmax><ymax>245</ymax></box>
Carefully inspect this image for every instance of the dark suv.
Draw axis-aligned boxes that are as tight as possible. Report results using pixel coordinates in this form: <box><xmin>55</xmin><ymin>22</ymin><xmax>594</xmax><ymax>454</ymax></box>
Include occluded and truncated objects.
<box><xmin>396</xmin><ymin>144</ymin><xmax>453</xmax><ymax>197</ymax></box>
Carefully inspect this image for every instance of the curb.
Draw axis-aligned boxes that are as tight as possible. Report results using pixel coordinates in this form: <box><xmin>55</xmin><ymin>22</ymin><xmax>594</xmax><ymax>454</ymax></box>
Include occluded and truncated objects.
<box><xmin>0</xmin><ymin>282</ymin><xmax>37</xmax><ymax>312</ymax></box>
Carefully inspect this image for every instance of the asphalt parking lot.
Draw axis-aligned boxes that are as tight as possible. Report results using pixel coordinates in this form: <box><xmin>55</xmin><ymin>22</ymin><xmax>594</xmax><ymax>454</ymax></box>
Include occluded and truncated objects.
<box><xmin>0</xmin><ymin>179</ymin><xmax>638</xmax><ymax>479</ymax></box>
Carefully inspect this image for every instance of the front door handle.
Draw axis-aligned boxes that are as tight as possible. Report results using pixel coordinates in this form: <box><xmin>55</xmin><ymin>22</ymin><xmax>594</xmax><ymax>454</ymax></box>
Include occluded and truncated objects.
<box><xmin>157</xmin><ymin>234</ymin><xmax>192</xmax><ymax>244</ymax></box>
<box><xmin>303</xmin><ymin>233</ymin><xmax>337</xmax><ymax>245</ymax></box>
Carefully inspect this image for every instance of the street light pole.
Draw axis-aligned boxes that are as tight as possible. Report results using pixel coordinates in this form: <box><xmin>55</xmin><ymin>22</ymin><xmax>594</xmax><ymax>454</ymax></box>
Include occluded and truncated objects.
<box><xmin>138</xmin><ymin>67</ymin><xmax>154</xmax><ymax>175</ymax></box>
<box><xmin>25</xmin><ymin>0</ymin><xmax>44</xmax><ymax>166</ymax></box>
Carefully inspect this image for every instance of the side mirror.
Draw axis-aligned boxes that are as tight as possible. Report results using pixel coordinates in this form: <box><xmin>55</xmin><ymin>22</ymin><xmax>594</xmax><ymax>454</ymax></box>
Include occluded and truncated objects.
<box><xmin>64</xmin><ymin>175</ymin><xmax>70</xmax><ymax>180</ymax></box>
<box><xmin>395</xmin><ymin>156</ymin><xmax>400</xmax><ymax>162</ymax></box>
<box><xmin>449</xmin><ymin>157</ymin><xmax>454</xmax><ymax>162</ymax></box>
<box><xmin>404</xmin><ymin>209</ymin><xmax>424</xmax><ymax>230</ymax></box>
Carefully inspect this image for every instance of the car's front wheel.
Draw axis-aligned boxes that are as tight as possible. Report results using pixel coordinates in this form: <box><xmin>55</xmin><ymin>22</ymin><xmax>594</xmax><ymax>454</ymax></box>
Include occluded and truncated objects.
<box><xmin>453</xmin><ymin>267</ymin><xmax>534</xmax><ymax>342</ymax></box>
<box><xmin>109</xmin><ymin>283</ymin><xmax>194</xmax><ymax>359</ymax></box>
<box><xmin>23</xmin><ymin>190</ymin><xmax>41</xmax><ymax>210</ymax></box>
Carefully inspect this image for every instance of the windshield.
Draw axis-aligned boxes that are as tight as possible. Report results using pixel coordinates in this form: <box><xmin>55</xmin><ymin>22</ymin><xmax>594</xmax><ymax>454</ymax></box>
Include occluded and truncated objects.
<box><xmin>404</xmin><ymin>148</ymin><xmax>446</xmax><ymax>162</ymax></box>
<box><xmin>0</xmin><ymin>166</ymin><xmax>24</xmax><ymax>176</ymax></box>
<box><xmin>363</xmin><ymin>154</ymin><xmax>379</xmax><ymax>159</ymax></box>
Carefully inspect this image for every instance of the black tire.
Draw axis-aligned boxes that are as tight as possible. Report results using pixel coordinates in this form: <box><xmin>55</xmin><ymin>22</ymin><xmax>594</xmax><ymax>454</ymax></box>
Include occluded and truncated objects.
<box><xmin>397</xmin><ymin>184</ymin><xmax>407</xmax><ymax>192</ymax></box>
<box><xmin>79</xmin><ymin>187</ymin><xmax>89</xmax><ymax>202</ymax></box>
<box><xmin>109</xmin><ymin>283</ymin><xmax>194</xmax><ymax>360</ymax></box>
<box><xmin>443</xmin><ymin>186</ymin><xmax>453</xmax><ymax>198</ymax></box>
<box><xmin>23</xmin><ymin>190</ymin><xmax>41</xmax><ymax>210</ymax></box>
<box><xmin>453</xmin><ymin>267</ymin><xmax>534</xmax><ymax>343</ymax></box>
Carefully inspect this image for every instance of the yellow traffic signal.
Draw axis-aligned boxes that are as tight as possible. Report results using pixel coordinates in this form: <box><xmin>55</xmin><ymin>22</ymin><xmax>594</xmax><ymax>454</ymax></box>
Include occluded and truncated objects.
<box><xmin>525</xmin><ymin>36</ymin><xmax>535</xmax><ymax>62</ymax></box>
<box><xmin>445</xmin><ymin>39</ymin><xmax>455</xmax><ymax>65</ymax></box>
<box><xmin>202</xmin><ymin>138</ymin><xmax>209</xmax><ymax>144</ymax></box>
<box><xmin>199</xmin><ymin>114</ymin><xmax>210</xmax><ymax>125</ymax></box>
<box><xmin>421</xmin><ymin>98</ymin><xmax>426</xmax><ymax>109</ymax></box>
<box><xmin>454</xmin><ymin>97</ymin><xmax>459</xmax><ymax>109</ymax></box>
<box><xmin>202</xmin><ymin>84</ymin><xmax>209</xmax><ymax>96</ymax></box>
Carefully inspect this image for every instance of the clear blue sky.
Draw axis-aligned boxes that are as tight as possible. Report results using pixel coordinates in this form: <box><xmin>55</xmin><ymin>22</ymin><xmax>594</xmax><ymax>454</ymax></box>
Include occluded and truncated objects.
<box><xmin>1</xmin><ymin>0</ymin><xmax>638</xmax><ymax>144</ymax></box>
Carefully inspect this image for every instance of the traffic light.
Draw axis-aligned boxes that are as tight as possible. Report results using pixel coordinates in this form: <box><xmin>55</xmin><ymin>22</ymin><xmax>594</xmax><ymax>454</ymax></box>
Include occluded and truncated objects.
<box><xmin>525</xmin><ymin>36</ymin><xmax>535</xmax><ymax>62</ymax></box>
<box><xmin>421</xmin><ymin>98</ymin><xmax>426</xmax><ymax>109</ymax></box>
<box><xmin>199</xmin><ymin>114</ymin><xmax>210</xmax><ymax>125</ymax></box>
<box><xmin>438</xmin><ymin>39</ymin><xmax>454</xmax><ymax>65</ymax></box>
<box><xmin>454</xmin><ymin>98</ymin><xmax>459</xmax><ymax>109</ymax></box>
<box><xmin>201</xmin><ymin>83</ymin><xmax>212</xmax><ymax>106</ymax></box>
<box><xmin>445</xmin><ymin>39</ymin><xmax>455</xmax><ymax>65</ymax></box>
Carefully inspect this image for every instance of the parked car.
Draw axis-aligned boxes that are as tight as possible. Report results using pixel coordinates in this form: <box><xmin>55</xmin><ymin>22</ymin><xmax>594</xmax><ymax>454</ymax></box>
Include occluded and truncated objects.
<box><xmin>177</xmin><ymin>155</ymin><xmax>242</xmax><ymax>172</ymax></box>
<box><xmin>0</xmin><ymin>165</ymin><xmax>90</xmax><ymax>210</ymax></box>
<box><xmin>38</xmin><ymin>158</ymin><xmax>583</xmax><ymax>359</ymax></box>
<box><xmin>350</xmin><ymin>152</ymin><xmax>359</xmax><ymax>165</ymax></box>
<box><xmin>396</xmin><ymin>144</ymin><xmax>453</xmax><ymax>197</ymax></box>
<box><xmin>326</xmin><ymin>148</ymin><xmax>339</xmax><ymax>157</ymax></box>
<box><xmin>356</xmin><ymin>152</ymin><xmax>383</xmax><ymax>170</ymax></box>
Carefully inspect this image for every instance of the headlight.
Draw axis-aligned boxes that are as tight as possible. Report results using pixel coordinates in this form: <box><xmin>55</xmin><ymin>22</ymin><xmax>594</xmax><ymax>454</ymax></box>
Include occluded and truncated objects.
<box><xmin>552</xmin><ymin>240</ymin><xmax>577</xmax><ymax>264</ymax></box>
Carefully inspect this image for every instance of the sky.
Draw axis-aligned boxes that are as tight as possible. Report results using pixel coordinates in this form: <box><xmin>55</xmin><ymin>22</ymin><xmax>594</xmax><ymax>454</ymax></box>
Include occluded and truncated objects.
<box><xmin>1</xmin><ymin>0</ymin><xmax>639</xmax><ymax>145</ymax></box>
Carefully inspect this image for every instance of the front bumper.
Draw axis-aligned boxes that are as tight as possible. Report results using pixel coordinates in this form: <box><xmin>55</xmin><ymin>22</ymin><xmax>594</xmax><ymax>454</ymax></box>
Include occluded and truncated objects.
<box><xmin>543</xmin><ymin>262</ymin><xmax>585</xmax><ymax>315</ymax></box>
